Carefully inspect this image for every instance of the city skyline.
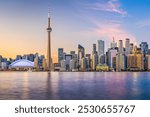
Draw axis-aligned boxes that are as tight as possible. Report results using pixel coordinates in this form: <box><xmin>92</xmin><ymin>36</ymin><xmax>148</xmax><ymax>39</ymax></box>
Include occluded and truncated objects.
<box><xmin>0</xmin><ymin>0</ymin><xmax>150</xmax><ymax>63</ymax></box>
<box><xmin>0</xmin><ymin>38</ymin><xmax>149</xmax><ymax>72</ymax></box>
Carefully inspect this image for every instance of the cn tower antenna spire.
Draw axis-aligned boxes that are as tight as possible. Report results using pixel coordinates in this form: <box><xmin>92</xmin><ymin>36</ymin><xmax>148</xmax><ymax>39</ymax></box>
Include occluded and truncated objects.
<box><xmin>48</xmin><ymin>8</ymin><xmax>50</xmax><ymax>18</ymax></box>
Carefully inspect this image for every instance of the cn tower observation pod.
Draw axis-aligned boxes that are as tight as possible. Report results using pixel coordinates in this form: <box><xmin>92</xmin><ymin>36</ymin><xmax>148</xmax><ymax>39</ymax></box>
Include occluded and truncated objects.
<box><xmin>9</xmin><ymin>59</ymin><xmax>34</xmax><ymax>68</ymax></box>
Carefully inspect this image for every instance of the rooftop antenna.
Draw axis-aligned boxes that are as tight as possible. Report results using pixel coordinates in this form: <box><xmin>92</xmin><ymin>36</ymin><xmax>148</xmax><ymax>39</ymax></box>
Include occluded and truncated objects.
<box><xmin>113</xmin><ymin>36</ymin><xmax>115</xmax><ymax>42</ymax></box>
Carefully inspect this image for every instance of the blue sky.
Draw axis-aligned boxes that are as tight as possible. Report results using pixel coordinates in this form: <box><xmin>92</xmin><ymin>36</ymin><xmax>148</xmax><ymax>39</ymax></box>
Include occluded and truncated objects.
<box><xmin>0</xmin><ymin>0</ymin><xmax>150</xmax><ymax>62</ymax></box>
<box><xmin>52</xmin><ymin>0</ymin><xmax>150</xmax><ymax>55</ymax></box>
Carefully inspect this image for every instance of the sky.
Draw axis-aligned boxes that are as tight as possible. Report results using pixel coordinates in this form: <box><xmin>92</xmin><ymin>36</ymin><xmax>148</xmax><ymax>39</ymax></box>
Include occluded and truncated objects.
<box><xmin>0</xmin><ymin>0</ymin><xmax>150</xmax><ymax>63</ymax></box>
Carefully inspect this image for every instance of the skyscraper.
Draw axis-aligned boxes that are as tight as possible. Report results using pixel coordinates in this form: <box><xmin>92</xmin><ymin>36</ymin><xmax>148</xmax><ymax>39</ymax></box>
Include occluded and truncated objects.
<box><xmin>97</xmin><ymin>40</ymin><xmax>105</xmax><ymax>64</ymax></box>
<box><xmin>78</xmin><ymin>44</ymin><xmax>85</xmax><ymax>70</ymax></box>
<box><xmin>127</xmin><ymin>48</ymin><xmax>144</xmax><ymax>71</ymax></box>
<box><xmin>146</xmin><ymin>55</ymin><xmax>150</xmax><ymax>70</ymax></box>
<box><xmin>58</xmin><ymin>48</ymin><xmax>64</xmax><ymax>64</ymax></box>
<box><xmin>108</xmin><ymin>48</ymin><xmax>118</xmax><ymax>68</ymax></box>
<box><xmin>81</xmin><ymin>57</ymin><xmax>87</xmax><ymax>71</ymax></box>
<box><xmin>64</xmin><ymin>54</ymin><xmax>73</xmax><ymax>71</ymax></box>
<box><xmin>130</xmin><ymin>43</ymin><xmax>134</xmax><ymax>54</ymax></box>
<box><xmin>47</xmin><ymin>11</ymin><xmax>52</xmax><ymax>71</ymax></box>
<box><xmin>91</xmin><ymin>44</ymin><xmax>98</xmax><ymax>70</ymax></box>
<box><xmin>70</xmin><ymin>51</ymin><xmax>77</xmax><ymax>69</ymax></box>
<box><xmin>78</xmin><ymin>44</ymin><xmax>85</xmax><ymax>59</ymax></box>
<box><xmin>125</xmin><ymin>38</ymin><xmax>130</xmax><ymax>55</ymax></box>
<box><xmin>98</xmin><ymin>40</ymin><xmax>104</xmax><ymax>56</ymax></box>
<box><xmin>85</xmin><ymin>54</ymin><xmax>91</xmax><ymax>70</ymax></box>
<box><xmin>116</xmin><ymin>40</ymin><xmax>126</xmax><ymax>71</ymax></box>
<box><xmin>116</xmin><ymin>53</ymin><xmax>126</xmax><ymax>71</ymax></box>
<box><xmin>93</xmin><ymin>44</ymin><xmax>97</xmax><ymax>54</ymax></box>
<box><xmin>140</xmin><ymin>42</ymin><xmax>149</xmax><ymax>54</ymax></box>
<box><xmin>70</xmin><ymin>51</ymin><xmax>77</xmax><ymax>60</ymax></box>
<box><xmin>118</xmin><ymin>40</ymin><xmax>123</xmax><ymax>54</ymax></box>
<box><xmin>140</xmin><ymin>42</ymin><xmax>148</xmax><ymax>70</ymax></box>
<box><xmin>92</xmin><ymin>53</ymin><xmax>98</xmax><ymax>70</ymax></box>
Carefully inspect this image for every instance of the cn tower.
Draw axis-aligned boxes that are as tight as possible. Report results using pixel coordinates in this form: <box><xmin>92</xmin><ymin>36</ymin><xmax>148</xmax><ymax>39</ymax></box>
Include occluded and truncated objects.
<box><xmin>47</xmin><ymin>11</ymin><xmax>52</xmax><ymax>71</ymax></box>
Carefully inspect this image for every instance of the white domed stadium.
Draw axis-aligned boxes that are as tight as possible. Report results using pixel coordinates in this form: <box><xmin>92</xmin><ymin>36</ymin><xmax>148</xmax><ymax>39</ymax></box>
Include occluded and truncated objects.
<box><xmin>9</xmin><ymin>59</ymin><xmax>34</xmax><ymax>69</ymax></box>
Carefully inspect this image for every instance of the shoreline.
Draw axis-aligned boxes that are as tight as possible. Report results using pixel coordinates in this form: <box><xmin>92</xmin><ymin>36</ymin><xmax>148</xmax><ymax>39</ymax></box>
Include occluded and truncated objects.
<box><xmin>0</xmin><ymin>70</ymin><xmax>150</xmax><ymax>73</ymax></box>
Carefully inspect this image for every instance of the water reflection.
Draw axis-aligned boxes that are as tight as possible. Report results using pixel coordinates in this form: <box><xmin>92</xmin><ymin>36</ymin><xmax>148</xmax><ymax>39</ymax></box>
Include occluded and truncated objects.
<box><xmin>46</xmin><ymin>72</ymin><xmax>51</xmax><ymax>99</ymax></box>
<box><xmin>21</xmin><ymin>73</ymin><xmax>29</xmax><ymax>99</ymax></box>
<box><xmin>0</xmin><ymin>72</ymin><xmax>150</xmax><ymax>100</ymax></box>
<box><xmin>46</xmin><ymin>72</ymin><xmax>59</xmax><ymax>99</ymax></box>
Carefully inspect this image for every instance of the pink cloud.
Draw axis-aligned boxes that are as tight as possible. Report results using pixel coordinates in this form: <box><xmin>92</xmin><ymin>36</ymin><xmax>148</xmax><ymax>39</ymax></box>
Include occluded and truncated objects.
<box><xmin>85</xmin><ymin>0</ymin><xmax>127</xmax><ymax>15</ymax></box>
<box><xmin>77</xmin><ymin>19</ymin><xmax>137</xmax><ymax>46</ymax></box>
<box><xmin>94</xmin><ymin>24</ymin><xmax>137</xmax><ymax>45</ymax></box>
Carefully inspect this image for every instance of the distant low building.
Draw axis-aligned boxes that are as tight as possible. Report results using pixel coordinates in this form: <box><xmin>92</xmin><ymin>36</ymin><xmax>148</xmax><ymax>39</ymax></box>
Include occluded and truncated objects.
<box><xmin>96</xmin><ymin>64</ymin><xmax>109</xmax><ymax>71</ymax></box>
<box><xmin>54</xmin><ymin>63</ymin><xmax>60</xmax><ymax>71</ymax></box>
<box><xmin>1</xmin><ymin>62</ymin><xmax>7</xmax><ymax>70</ymax></box>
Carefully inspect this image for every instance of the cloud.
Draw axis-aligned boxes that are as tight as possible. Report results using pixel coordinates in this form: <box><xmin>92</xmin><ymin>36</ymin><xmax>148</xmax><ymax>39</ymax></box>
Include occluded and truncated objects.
<box><xmin>85</xmin><ymin>0</ymin><xmax>127</xmax><ymax>15</ymax></box>
<box><xmin>77</xmin><ymin>0</ymin><xmax>137</xmax><ymax>47</ymax></box>
<box><xmin>77</xmin><ymin>19</ymin><xmax>137</xmax><ymax>46</ymax></box>
<box><xmin>94</xmin><ymin>23</ymin><xmax>137</xmax><ymax>45</ymax></box>
<box><xmin>137</xmin><ymin>20</ymin><xmax>150</xmax><ymax>28</ymax></box>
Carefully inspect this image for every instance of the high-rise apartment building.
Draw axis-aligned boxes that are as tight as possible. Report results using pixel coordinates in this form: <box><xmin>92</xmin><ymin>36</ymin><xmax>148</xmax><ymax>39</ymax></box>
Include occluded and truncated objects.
<box><xmin>127</xmin><ymin>47</ymin><xmax>144</xmax><ymax>71</ymax></box>
<box><xmin>118</xmin><ymin>40</ymin><xmax>123</xmax><ymax>54</ymax></box>
<box><xmin>125</xmin><ymin>38</ymin><xmax>130</xmax><ymax>55</ymax></box>
<box><xmin>130</xmin><ymin>43</ymin><xmax>134</xmax><ymax>54</ymax></box>
<box><xmin>70</xmin><ymin>51</ymin><xmax>77</xmax><ymax>69</ymax></box>
<box><xmin>70</xmin><ymin>59</ymin><xmax>76</xmax><ymax>71</ymax></box>
<box><xmin>146</xmin><ymin>55</ymin><xmax>150</xmax><ymax>70</ymax></box>
<box><xmin>98</xmin><ymin>40</ymin><xmax>105</xmax><ymax>64</ymax></box>
<box><xmin>81</xmin><ymin>57</ymin><xmax>87</xmax><ymax>71</ymax></box>
<box><xmin>58</xmin><ymin>48</ymin><xmax>64</xmax><ymax>64</ymax></box>
<box><xmin>140</xmin><ymin>42</ymin><xmax>149</xmax><ymax>54</ymax></box>
<box><xmin>85</xmin><ymin>54</ymin><xmax>91</xmax><ymax>70</ymax></box>
<box><xmin>78</xmin><ymin>44</ymin><xmax>85</xmax><ymax>70</ymax></box>
<box><xmin>93</xmin><ymin>44</ymin><xmax>97</xmax><ymax>54</ymax></box>
<box><xmin>98</xmin><ymin>40</ymin><xmax>104</xmax><ymax>55</ymax></box>
<box><xmin>65</xmin><ymin>54</ymin><xmax>73</xmax><ymax>71</ymax></box>
<box><xmin>116</xmin><ymin>53</ymin><xmax>126</xmax><ymax>71</ymax></box>
<box><xmin>108</xmin><ymin>48</ymin><xmax>118</xmax><ymax>68</ymax></box>
<box><xmin>92</xmin><ymin>53</ymin><xmax>98</xmax><ymax>70</ymax></box>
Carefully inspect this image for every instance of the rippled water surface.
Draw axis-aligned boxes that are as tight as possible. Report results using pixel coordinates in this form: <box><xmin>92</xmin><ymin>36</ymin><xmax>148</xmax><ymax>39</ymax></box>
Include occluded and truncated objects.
<box><xmin>0</xmin><ymin>72</ymin><xmax>150</xmax><ymax>100</ymax></box>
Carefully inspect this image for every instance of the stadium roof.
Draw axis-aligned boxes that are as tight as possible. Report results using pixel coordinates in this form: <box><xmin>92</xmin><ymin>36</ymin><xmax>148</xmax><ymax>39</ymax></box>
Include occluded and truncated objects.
<box><xmin>9</xmin><ymin>59</ymin><xmax>34</xmax><ymax>68</ymax></box>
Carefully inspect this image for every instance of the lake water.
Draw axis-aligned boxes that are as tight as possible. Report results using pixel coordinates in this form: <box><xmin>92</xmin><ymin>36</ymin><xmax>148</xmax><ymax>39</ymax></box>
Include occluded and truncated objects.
<box><xmin>0</xmin><ymin>72</ymin><xmax>150</xmax><ymax>100</ymax></box>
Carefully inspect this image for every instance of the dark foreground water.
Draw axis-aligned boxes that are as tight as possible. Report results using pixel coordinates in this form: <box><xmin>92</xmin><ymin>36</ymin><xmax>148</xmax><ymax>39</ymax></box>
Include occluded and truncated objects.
<box><xmin>0</xmin><ymin>72</ymin><xmax>150</xmax><ymax>100</ymax></box>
